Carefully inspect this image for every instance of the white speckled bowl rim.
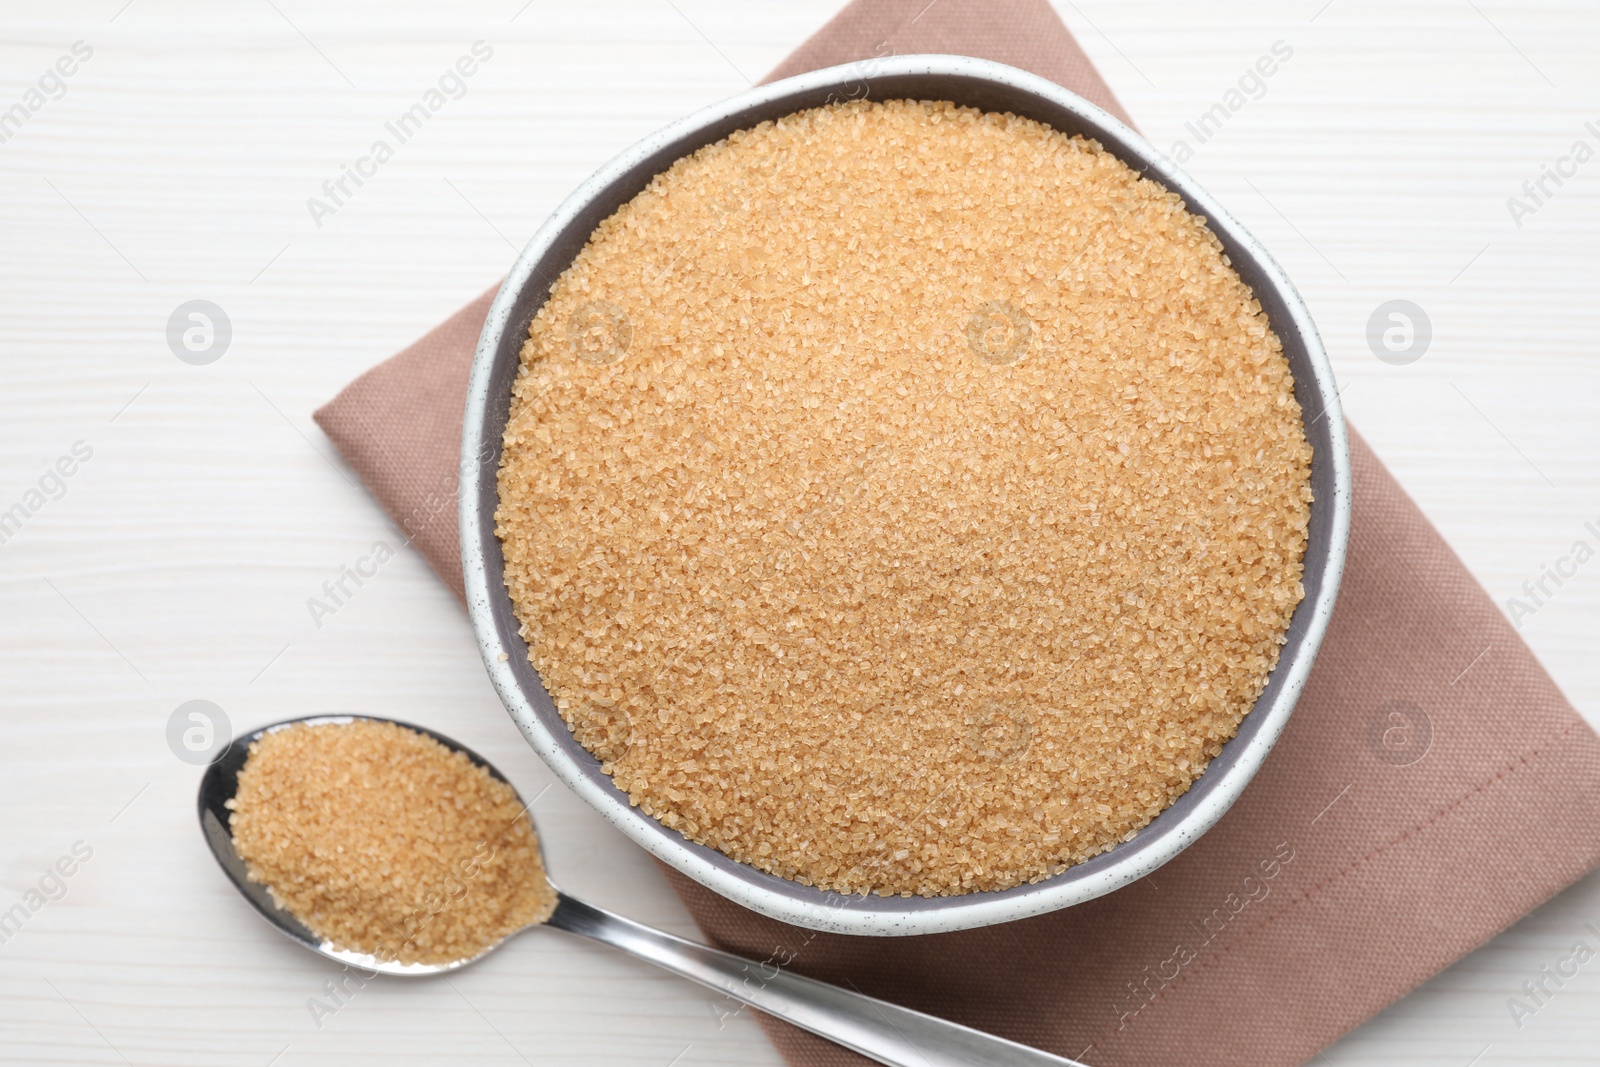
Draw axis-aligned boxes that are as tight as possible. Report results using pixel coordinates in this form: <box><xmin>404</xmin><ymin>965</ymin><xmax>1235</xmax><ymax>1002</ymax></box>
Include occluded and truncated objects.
<box><xmin>460</xmin><ymin>54</ymin><xmax>1352</xmax><ymax>936</ymax></box>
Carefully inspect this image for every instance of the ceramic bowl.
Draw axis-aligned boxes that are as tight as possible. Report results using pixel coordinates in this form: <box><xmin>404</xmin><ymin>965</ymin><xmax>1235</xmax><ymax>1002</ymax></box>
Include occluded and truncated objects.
<box><xmin>460</xmin><ymin>54</ymin><xmax>1351</xmax><ymax>935</ymax></box>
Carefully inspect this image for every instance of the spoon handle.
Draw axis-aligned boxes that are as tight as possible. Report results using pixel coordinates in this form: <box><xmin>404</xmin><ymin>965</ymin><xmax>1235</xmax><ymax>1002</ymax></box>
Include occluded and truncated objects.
<box><xmin>547</xmin><ymin>892</ymin><xmax>1090</xmax><ymax>1067</ymax></box>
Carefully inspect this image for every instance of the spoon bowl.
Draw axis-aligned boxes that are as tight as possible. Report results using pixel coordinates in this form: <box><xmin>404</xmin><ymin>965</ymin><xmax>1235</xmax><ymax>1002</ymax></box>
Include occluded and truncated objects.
<box><xmin>196</xmin><ymin>713</ymin><xmax>516</xmax><ymax>976</ymax></box>
<box><xmin>199</xmin><ymin>714</ymin><xmax>1091</xmax><ymax>1066</ymax></box>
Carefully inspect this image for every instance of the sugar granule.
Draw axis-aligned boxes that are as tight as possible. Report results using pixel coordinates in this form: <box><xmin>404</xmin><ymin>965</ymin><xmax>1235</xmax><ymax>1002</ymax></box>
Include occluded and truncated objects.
<box><xmin>228</xmin><ymin>720</ymin><xmax>557</xmax><ymax>963</ymax></box>
<box><xmin>496</xmin><ymin>99</ymin><xmax>1313</xmax><ymax>897</ymax></box>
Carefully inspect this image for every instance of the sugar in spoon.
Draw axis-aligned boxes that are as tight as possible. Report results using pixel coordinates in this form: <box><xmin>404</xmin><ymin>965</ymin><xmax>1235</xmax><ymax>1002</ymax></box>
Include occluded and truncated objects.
<box><xmin>198</xmin><ymin>715</ymin><xmax>1089</xmax><ymax>1067</ymax></box>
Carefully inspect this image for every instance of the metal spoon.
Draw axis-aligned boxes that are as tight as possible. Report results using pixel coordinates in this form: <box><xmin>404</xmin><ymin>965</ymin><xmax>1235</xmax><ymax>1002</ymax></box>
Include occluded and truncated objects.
<box><xmin>198</xmin><ymin>715</ymin><xmax>1089</xmax><ymax>1067</ymax></box>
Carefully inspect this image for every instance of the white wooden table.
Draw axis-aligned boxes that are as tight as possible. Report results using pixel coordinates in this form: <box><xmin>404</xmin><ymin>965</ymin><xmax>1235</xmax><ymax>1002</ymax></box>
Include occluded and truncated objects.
<box><xmin>2</xmin><ymin>2</ymin><xmax>1596</xmax><ymax>1063</ymax></box>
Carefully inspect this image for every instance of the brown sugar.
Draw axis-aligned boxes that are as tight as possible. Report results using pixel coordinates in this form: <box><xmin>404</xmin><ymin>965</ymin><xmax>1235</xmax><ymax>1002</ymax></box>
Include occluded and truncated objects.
<box><xmin>496</xmin><ymin>99</ymin><xmax>1313</xmax><ymax>897</ymax></box>
<box><xmin>227</xmin><ymin>720</ymin><xmax>557</xmax><ymax>964</ymax></box>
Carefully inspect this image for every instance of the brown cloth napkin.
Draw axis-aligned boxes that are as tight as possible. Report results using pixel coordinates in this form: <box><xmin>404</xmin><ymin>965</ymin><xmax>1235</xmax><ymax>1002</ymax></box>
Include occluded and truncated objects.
<box><xmin>315</xmin><ymin>2</ymin><xmax>1600</xmax><ymax>1063</ymax></box>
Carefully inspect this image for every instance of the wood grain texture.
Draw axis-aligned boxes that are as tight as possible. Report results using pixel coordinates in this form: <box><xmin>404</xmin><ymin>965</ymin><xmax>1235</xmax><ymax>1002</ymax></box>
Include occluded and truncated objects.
<box><xmin>0</xmin><ymin>1</ymin><xmax>1595</xmax><ymax>1064</ymax></box>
